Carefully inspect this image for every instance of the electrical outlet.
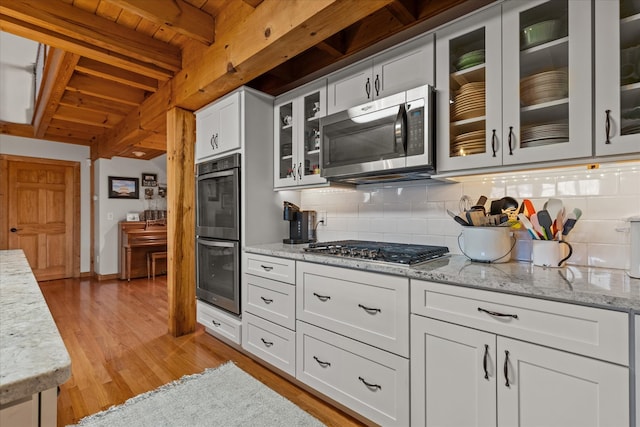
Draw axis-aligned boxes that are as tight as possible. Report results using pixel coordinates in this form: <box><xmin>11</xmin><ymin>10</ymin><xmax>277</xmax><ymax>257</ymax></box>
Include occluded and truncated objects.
<box><xmin>318</xmin><ymin>211</ymin><xmax>327</xmax><ymax>226</ymax></box>
<box><xmin>107</xmin><ymin>212</ymin><xmax>113</xmax><ymax>220</ymax></box>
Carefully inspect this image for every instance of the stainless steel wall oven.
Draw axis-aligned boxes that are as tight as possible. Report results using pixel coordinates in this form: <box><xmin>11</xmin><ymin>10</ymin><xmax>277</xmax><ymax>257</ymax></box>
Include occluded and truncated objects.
<box><xmin>196</xmin><ymin>153</ymin><xmax>241</xmax><ymax>315</ymax></box>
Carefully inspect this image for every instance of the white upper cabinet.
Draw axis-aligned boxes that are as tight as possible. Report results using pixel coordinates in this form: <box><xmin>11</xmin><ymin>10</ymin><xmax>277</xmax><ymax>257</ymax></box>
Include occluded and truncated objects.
<box><xmin>195</xmin><ymin>91</ymin><xmax>241</xmax><ymax>162</ymax></box>
<box><xmin>437</xmin><ymin>1</ymin><xmax>593</xmax><ymax>172</ymax></box>
<box><xmin>327</xmin><ymin>34</ymin><xmax>434</xmax><ymax>115</ymax></box>
<box><xmin>274</xmin><ymin>80</ymin><xmax>327</xmax><ymax>189</ymax></box>
<box><xmin>594</xmin><ymin>0</ymin><xmax>640</xmax><ymax>156</ymax></box>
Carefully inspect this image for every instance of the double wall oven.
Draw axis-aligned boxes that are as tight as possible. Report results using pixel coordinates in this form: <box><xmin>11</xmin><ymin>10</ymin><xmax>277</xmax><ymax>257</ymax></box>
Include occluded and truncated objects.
<box><xmin>196</xmin><ymin>153</ymin><xmax>241</xmax><ymax>315</ymax></box>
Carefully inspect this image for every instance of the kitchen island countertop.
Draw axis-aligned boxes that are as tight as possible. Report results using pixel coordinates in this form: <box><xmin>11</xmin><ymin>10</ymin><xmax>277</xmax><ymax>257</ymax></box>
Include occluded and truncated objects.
<box><xmin>0</xmin><ymin>250</ymin><xmax>71</xmax><ymax>405</ymax></box>
<box><xmin>244</xmin><ymin>243</ymin><xmax>640</xmax><ymax>312</ymax></box>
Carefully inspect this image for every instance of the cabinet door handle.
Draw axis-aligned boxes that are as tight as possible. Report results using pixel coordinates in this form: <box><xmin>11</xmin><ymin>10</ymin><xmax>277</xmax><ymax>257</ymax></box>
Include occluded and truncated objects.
<box><xmin>503</xmin><ymin>350</ymin><xmax>511</xmax><ymax>387</ymax></box>
<box><xmin>10</xmin><ymin>227</ymin><xmax>20</xmax><ymax>233</ymax></box>
<box><xmin>260</xmin><ymin>338</ymin><xmax>274</xmax><ymax>347</ymax></box>
<box><xmin>313</xmin><ymin>292</ymin><xmax>331</xmax><ymax>302</ymax></box>
<box><xmin>298</xmin><ymin>162</ymin><xmax>302</xmax><ymax>180</ymax></box>
<box><xmin>478</xmin><ymin>307</ymin><xmax>518</xmax><ymax>319</ymax></box>
<box><xmin>260</xmin><ymin>296</ymin><xmax>273</xmax><ymax>304</ymax></box>
<box><xmin>260</xmin><ymin>264</ymin><xmax>273</xmax><ymax>271</ymax></box>
<box><xmin>491</xmin><ymin>129</ymin><xmax>498</xmax><ymax>157</ymax></box>
<box><xmin>211</xmin><ymin>320</ymin><xmax>221</xmax><ymax>327</ymax></box>
<box><xmin>210</xmin><ymin>133</ymin><xmax>219</xmax><ymax>149</ymax></box>
<box><xmin>605</xmin><ymin>109</ymin><xmax>612</xmax><ymax>144</ymax></box>
<box><xmin>507</xmin><ymin>126</ymin><xmax>514</xmax><ymax>155</ymax></box>
<box><xmin>365</xmin><ymin>78</ymin><xmax>371</xmax><ymax>99</ymax></box>
<box><xmin>358</xmin><ymin>303</ymin><xmax>381</xmax><ymax>314</ymax></box>
<box><xmin>374</xmin><ymin>74</ymin><xmax>380</xmax><ymax>96</ymax></box>
<box><xmin>483</xmin><ymin>344</ymin><xmax>490</xmax><ymax>380</ymax></box>
<box><xmin>358</xmin><ymin>376</ymin><xmax>382</xmax><ymax>391</ymax></box>
<box><xmin>313</xmin><ymin>356</ymin><xmax>331</xmax><ymax>367</ymax></box>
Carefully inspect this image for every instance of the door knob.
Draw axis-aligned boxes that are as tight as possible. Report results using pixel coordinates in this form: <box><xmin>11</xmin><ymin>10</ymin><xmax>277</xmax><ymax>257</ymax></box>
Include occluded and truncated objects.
<box><xmin>10</xmin><ymin>227</ymin><xmax>19</xmax><ymax>232</ymax></box>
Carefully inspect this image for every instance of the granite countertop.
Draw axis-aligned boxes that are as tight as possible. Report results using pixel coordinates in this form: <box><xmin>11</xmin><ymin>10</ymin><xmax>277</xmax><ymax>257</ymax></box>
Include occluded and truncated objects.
<box><xmin>0</xmin><ymin>250</ymin><xmax>71</xmax><ymax>405</ymax></box>
<box><xmin>244</xmin><ymin>243</ymin><xmax>640</xmax><ymax>313</ymax></box>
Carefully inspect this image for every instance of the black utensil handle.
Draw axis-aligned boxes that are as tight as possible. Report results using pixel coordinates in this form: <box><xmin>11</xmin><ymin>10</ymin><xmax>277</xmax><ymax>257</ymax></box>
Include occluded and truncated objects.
<box><xmin>558</xmin><ymin>240</ymin><xmax>573</xmax><ymax>267</ymax></box>
<box><xmin>504</xmin><ymin>350</ymin><xmax>511</xmax><ymax>387</ymax></box>
<box><xmin>483</xmin><ymin>344</ymin><xmax>490</xmax><ymax>380</ymax></box>
<box><xmin>508</xmin><ymin>126</ymin><xmax>514</xmax><ymax>155</ymax></box>
<box><xmin>605</xmin><ymin>109</ymin><xmax>611</xmax><ymax>144</ymax></box>
<box><xmin>478</xmin><ymin>307</ymin><xmax>518</xmax><ymax>319</ymax></box>
<box><xmin>491</xmin><ymin>129</ymin><xmax>498</xmax><ymax>157</ymax></box>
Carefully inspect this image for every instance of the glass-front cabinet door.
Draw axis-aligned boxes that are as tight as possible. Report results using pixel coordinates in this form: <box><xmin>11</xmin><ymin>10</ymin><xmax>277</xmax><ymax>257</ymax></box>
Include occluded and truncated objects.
<box><xmin>436</xmin><ymin>6</ymin><xmax>502</xmax><ymax>172</ymax></box>
<box><xmin>595</xmin><ymin>0</ymin><xmax>640</xmax><ymax>156</ymax></box>
<box><xmin>274</xmin><ymin>81</ymin><xmax>327</xmax><ymax>189</ymax></box>
<box><xmin>502</xmin><ymin>0</ymin><xmax>592</xmax><ymax>165</ymax></box>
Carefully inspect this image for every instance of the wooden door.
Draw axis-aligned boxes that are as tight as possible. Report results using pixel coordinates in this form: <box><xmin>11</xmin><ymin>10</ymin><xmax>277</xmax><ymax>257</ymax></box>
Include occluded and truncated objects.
<box><xmin>4</xmin><ymin>157</ymin><xmax>78</xmax><ymax>281</ymax></box>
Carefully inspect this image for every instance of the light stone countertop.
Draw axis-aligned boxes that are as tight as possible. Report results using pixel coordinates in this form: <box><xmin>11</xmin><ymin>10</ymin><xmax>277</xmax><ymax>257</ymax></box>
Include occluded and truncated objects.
<box><xmin>0</xmin><ymin>250</ymin><xmax>71</xmax><ymax>405</ymax></box>
<box><xmin>244</xmin><ymin>243</ymin><xmax>640</xmax><ymax>312</ymax></box>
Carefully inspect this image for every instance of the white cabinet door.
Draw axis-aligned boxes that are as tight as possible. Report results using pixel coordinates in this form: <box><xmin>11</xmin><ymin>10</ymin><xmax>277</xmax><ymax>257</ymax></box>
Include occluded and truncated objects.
<box><xmin>498</xmin><ymin>337</ymin><xmax>629</xmax><ymax>427</ymax></box>
<box><xmin>374</xmin><ymin>34</ymin><xmax>435</xmax><ymax>99</ymax></box>
<box><xmin>327</xmin><ymin>60</ymin><xmax>372</xmax><ymax>115</ymax></box>
<box><xmin>195</xmin><ymin>92</ymin><xmax>241</xmax><ymax>161</ymax></box>
<box><xmin>594</xmin><ymin>0</ymin><xmax>640</xmax><ymax>156</ymax></box>
<box><xmin>411</xmin><ymin>315</ymin><xmax>497</xmax><ymax>427</ymax></box>
<box><xmin>501</xmin><ymin>0</ymin><xmax>592</xmax><ymax>165</ymax></box>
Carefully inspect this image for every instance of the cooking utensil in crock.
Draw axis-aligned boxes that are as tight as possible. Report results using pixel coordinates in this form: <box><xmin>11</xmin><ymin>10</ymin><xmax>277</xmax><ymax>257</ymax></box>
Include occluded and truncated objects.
<box><xmin>537</xmin><ymin>210</ymin><xmax>553</xmax><ymax>240</ymax></box>
<box><xmin>447</xmin><ymin>209</ymin><xmax>469</xmax><ymax>226</ymax></box>
<box><xmin>518</xmin><ymin>213</ymin><xmax>539</xmax><ymax>239</ymax></box>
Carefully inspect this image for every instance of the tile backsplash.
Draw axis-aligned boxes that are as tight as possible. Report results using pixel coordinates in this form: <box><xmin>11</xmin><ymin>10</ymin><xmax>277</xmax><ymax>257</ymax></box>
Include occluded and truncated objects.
<box><xmin>300</xmin><ymin>162</ymin><xmax>640</xmax><ymax>270</ymax></box>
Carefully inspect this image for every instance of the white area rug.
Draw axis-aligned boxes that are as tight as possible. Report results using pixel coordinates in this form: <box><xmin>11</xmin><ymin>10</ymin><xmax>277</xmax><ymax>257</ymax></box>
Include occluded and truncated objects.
<box><xmin>70</xmin><ymin>362</ymin><xmax>325</xmax><ymax>427</ymax></box>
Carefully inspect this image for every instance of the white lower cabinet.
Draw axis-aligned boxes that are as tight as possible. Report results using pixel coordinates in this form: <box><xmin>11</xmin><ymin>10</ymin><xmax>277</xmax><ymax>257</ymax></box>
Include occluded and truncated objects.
<box><xmin>411</xmin><ymin>279</ymin><xmax>630</xmax><ymax>427</ymax></box>
<box><xmin>243</xmin><ymin>312</ymin><xmax>296</xmax><ymax>376</ymax></box>
<box><xmin>0</xmin><ymin>387</ymin><xmax>57</xmax><ymax>427</ymax></box>
<box><xmin>196</xmin><ymin>299</ymin><xmax>241</xmax><ymax>345</ymax></box>
<box><xmin>296</xmin><ymin>321</ymin><xmax>409</xmax><ymax>426</ymax></box>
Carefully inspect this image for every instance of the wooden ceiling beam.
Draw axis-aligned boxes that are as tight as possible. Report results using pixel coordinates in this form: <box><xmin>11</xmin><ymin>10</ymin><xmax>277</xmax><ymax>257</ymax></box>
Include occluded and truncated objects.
<box><xmin>386</xmin><ymin>0</ymin><xmax>417</xmax><ymax>25</ymax></box>
<box><xmin>104</xmin><ymin>0</ymin><xmax>215</xmax><ymax>45</ymax></box>
<box><xmin>0</xmin><ymin>13</ymin><xmax>174</xmax><ymax>80</ymax></box>
<box><xmin>0</xmin><ymin>121</ymin><xmax>33</xmax><ymax>138</ymax></box>
<box><xmin>53</xmin><ymin>105</ymin><xmax>123</xmax><ymax>128</ymax></box>
<box><xmin>0</xmin><ymin>0</ymin><xmax>181</xmax><ymax>75</ymax></box>
<box><xmin>75</xmin><ymin>58</ymin><xmax>158</xmax><ymax>92</ymax></box>
<box><xmin>241</xmin><ymin>0</ymin><xmax>264</xmax><ymax>8</ymax></box>
<box><xmin>33</xmin><ymin>48</ymin><xmax>80</xmax><ymax>139</ymax></box>
<box><xmin>59</xmin><ymin>92</ymin><xmax>135</xmax><ymax>116</ymax></box>
<box><xmin>48</xmin><ymin>118</ymin><xmax>108</xmax><ymax>135</ymax></box>
<box><xmin>66</xmin><ymin>74</ymin><xmax>147</xmax><ymax>106</ymax></box>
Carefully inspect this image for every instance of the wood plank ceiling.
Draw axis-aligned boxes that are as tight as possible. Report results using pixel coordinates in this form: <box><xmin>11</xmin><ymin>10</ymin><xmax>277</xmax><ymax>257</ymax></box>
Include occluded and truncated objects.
<box><xmin>0</xmin><ymin>0</ymin><xmax>493</xmax><ymax>160</ymax></box>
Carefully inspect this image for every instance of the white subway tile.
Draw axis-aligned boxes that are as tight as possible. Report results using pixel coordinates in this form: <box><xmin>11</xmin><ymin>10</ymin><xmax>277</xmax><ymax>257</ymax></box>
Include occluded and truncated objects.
<box><xmin>587</xmin><ymin>196</ymin><xmax>640</xmax><ymax>220</ymax></box>
<box><xmin>358</xmin><ymin>231</ymin><xmax>384</xmax><ymax>241</ymax></box>
<box><xmin>383</xmin><ymin>202</ymin><xmax>412</xmax><ymax>217</ymax></box>
<box><xmin>619</xmin><ymin>169</ymin><xmax>640</xmax><ymax>195</ymax></box>
<box><xmin>397</xmin><ymin>218</ymin><xmax>428</xmax><ymax>234</ymax></box>
<box><xmin>587</xmin><ymin>243</ymin><xmax>629</xmax><ymax>269</ymax></box>
<box><xmin>427</xmin><ymin>181</ymin><xmax>462</xmax><ymax>201</ymax></box>
<box><xmin>370</xmin><ymin>218</ymin><xmax>398</xmax><ymax>233</ymax></box>
<box><xmin>346</xmin><ymin>217</ymin><xmax>370</xmax><ymax>232</ymax></box>
<box><xmin>463</xmin><ymin>179</ymin><xmax>506</xmax><ymax>199</ymax></box>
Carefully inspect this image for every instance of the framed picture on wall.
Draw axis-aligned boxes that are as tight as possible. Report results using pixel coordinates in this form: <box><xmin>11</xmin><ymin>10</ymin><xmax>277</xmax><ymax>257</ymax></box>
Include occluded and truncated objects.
<box><xmin>108</xmin><ymin>176</ymin><xmax>139</xmax><ymax>199</ymax></box>
<box><xmin>142</xmin><ymin>173</ymin><xmax>157</xmax><ymax>187</ymax></box>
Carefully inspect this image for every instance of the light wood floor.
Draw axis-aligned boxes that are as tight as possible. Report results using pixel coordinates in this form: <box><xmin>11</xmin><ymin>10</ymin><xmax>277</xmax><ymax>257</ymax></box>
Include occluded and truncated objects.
<box><xmin>39</xmin><ymin>276</ymin><xmax>366</xmax><ymax>427</ymax></box>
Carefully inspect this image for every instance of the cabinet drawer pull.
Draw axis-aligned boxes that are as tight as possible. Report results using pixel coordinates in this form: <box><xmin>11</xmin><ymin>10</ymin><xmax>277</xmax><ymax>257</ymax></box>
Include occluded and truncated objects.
<box><xmin>477</xmin><ymin>307</ymin><xmax>518</xmax><ymax>319</ymax></box>
<box><xmin>313</xmin><ymin>292</ymin><xmax>331</xmax><ymax>302</ymax></box>
<box><xmin>503</xmin><ymin>350</ymin><xmax>511</xmax><ymax>387</ymax></box>
<box><xmin>358</xmin><ymin>304</ymin><xmax>381</xmax><ymax>314</ymax></box>
<box><xmin>260</xmin><ymin>296</ymin><xmax>273</xmax><ymax>304</ymax></box>
<box><xmin>313</xmin><ymin>356</ymin><xmax>331</xmax><ymax>367</ymax></box>
<box><xmin>261</xmin><ymin>338</ymin><xmax>274</xmax><ymax>347</ymax></box>
<box><xmin>260</xmin><ymin>264</ymin><xmax>274</xmax><ymax>271</ymax></box>
<box><xmin>483</xmin><ymin>344</ymin><xmax>490</xmax><ymax>380</ymax></box>
<box><xmin>358</xmin><ymin>376</ymin><xmax>381</xmax><ymax>391</ymax></box>
<box><xmin>605</xmin><ymin>109</ymin><xmax>612</xmax><ymax>144</ymax></box>
<box><xmin>211</xmin><ymin>320</ymin><xmax>221</xmax><ymax>327</ymax></box>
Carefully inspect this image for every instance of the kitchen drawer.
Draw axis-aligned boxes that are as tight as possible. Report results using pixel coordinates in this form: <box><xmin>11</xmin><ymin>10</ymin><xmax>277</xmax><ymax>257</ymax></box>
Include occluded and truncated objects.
<box><xmin>411</xmin><ymin>280</ymin><xmax>629</xmax><ymax>365</ymax></box>
<box><xmin>296</xmin><ymin>262</ymin><xmax>409</xmax><ymax>357</ymax></box>
<box><xmin>244</xmin><ymin>273</ymin><xmax>295</xmax><ymax>330</ymax></box>
<box><xmin>197</xmin><ymin>300</ymin><xmax>241</xmax><ymax>345</ymax></box>
<box><xmin>296</xmin><ymin>320</ymin><xmax>410</xmax><ymax>427</ymax></box>
<box><xmin>244</xmin><ymin>253</ymin><xmax>295</xmax><ymax>284</ymax></box>
<box><xmin>243</xmin><ymin>312</ymin><xmax>295</xmax><ymax>376</ymax></box>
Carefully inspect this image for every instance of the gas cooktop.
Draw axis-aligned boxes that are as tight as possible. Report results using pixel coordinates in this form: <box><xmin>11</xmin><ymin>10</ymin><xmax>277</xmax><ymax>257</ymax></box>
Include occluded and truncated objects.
<box><xmin>304</xmin><ymin>240</ymin><xmax>449</xmax><ymax>266</ymax></box>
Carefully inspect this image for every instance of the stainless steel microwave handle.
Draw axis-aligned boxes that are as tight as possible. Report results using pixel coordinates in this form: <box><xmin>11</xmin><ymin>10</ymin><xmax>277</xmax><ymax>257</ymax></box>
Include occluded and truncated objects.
<box><xmin>394</xmin><ymin>104</ymin><xmax>407</xmax><ymax>154</ymax></box>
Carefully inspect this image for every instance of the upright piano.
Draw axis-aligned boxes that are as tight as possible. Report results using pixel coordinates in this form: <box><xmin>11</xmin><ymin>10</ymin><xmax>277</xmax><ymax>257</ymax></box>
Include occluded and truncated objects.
<box><xmin>118</xmin><ymin>221</ymin><xmax>167</xmax><ymax>280</ymax></box>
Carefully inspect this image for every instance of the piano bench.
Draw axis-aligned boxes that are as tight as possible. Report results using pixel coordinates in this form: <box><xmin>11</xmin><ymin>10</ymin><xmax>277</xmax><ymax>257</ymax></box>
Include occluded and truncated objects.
<box><xmin>147</xmin><ymin>251</ymin><xmax>168</xmax><ymax>279</ymax></box>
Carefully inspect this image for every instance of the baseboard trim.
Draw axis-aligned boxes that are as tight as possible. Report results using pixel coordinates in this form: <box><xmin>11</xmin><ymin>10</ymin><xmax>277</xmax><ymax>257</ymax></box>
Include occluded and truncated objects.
<box><xmin>96</xmin><ymin>273</ymin><xmax>119</xmax><ymax>281</ymax></box>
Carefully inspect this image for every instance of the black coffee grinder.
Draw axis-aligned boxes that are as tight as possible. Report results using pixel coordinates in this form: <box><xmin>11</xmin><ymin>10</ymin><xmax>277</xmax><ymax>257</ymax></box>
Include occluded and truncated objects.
<box><xmin>283</xmin><ymin>201</ymin><xmax>316</xmax><ymax>244</ymax></box>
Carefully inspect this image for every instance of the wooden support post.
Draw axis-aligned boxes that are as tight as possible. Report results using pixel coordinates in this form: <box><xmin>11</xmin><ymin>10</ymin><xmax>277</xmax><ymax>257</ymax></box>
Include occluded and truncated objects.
<box><xmin>166</xmin><ymin>107</ymin><xmax>196</xmax><ymax>337</ymax></box>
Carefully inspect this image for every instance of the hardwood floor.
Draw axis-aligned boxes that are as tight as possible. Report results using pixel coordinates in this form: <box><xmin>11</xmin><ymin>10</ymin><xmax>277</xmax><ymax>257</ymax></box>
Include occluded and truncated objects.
<box><xmin>39</xmin><ymin>276</ymin><xmax>366</xmax><ymax>427</ymax></box>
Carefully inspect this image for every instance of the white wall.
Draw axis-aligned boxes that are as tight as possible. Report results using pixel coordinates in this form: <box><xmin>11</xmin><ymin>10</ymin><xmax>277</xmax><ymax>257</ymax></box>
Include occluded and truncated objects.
<box><xmin>0</xmin><ymin>134</ymin><xmax>92</xmax><ymax>272</ymax></box>
<box><xmin>94</xmin><ymin>155</ymin><xmax>167</xmax><ymax>275</ymax></box>
<box><xmin>301</xmin><ymin>162</ymin><xmax>640</xmax><ymax>270</ymax></box>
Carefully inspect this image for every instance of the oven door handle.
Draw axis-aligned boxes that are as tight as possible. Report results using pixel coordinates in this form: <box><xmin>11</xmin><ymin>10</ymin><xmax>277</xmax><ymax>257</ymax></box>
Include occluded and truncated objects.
<box><xmin>197</xmin><ymin>168</ymin><xmax>236</xmax><ymax>181</ymax></box>
<box><xmin>197</xmin><ymin>239</ymin><xmax>235</xmax><ymax>248</ymax></box>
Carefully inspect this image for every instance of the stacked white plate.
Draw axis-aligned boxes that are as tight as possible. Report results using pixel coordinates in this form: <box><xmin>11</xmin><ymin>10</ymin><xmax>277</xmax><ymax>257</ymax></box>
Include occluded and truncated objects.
<box><xmin>450</xmin><ymin>129</ymin><xmax>486</xmax><ymax>156</ymax></box>
<box><xmin>521</xmin><ymin>122</ymin><xmax>569</xmax><ymax>147</ymax></box>
<box><xmin>452</xmin><ymin>82</ymin><xmax>485</xmax><ymax>120</ymax></box>
<box><xmin>621</xmin><ymin>120</ymin><xmax>640</xmax><ymax>135</ymax></box>
<box><xmin>520</xmin><ymin>70</ymin><xmax>568</xmax><ymax>106</ymax></box>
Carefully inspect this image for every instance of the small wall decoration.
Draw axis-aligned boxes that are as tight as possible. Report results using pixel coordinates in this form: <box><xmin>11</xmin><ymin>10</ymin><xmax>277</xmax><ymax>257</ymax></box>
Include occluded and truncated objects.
<box><xmin>142</xmin><ymin>173</ymin><xmax>157</xmax><ymax>187</ymax></box>
<box><xmin>108</xmin><ymin>176</ymin><xmax>139</xmax><ymax>199</ymax></box>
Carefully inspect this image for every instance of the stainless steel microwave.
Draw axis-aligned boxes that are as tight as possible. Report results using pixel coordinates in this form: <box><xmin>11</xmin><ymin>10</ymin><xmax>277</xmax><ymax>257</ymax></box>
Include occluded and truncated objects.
<box><xmin>320</xmin><ymin>84</ymin><xmax>435</xmax><ymax>184</ymax></box>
